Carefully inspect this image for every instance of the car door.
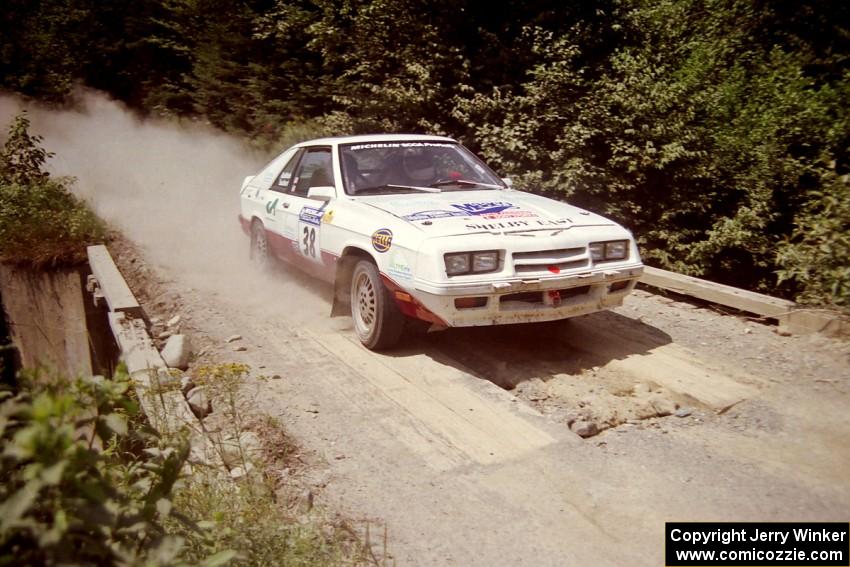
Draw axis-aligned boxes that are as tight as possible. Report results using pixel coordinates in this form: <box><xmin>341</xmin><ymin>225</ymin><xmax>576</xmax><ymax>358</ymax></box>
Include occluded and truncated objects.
<box><xmin>260</xmin><ymin>148</ymin><xmax>304</xmax><ymax>261</ymax></box>
<box><xmin>284</xmin><ymin>146</ymin><xmax>334</xmax><ymax>266</ymax></box>
<box><xmin>241</xmin><ymin>147</ymin><xmax>295</xmax><ymax>229</ymax></box>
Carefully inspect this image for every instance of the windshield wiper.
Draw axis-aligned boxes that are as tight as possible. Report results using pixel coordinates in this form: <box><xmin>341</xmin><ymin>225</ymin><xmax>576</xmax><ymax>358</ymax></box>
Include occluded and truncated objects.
<box><xmin>356</xmin><ymin>184</ymin><xmax>441</xmax><ymax>195</ymax></box>
<box><xmin>386</xmin><ymin>184</ymin><xmax>442</xmax><ymax>193</ymax></box>
<box><xmin>429</xmin><ymin>178</ymin><xmax>503</xmax><ymax>189</ymax></box>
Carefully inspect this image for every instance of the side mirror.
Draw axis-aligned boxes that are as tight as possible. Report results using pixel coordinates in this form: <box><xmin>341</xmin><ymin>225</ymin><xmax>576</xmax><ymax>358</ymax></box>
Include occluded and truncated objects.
<box><xmin>307</xmin><ymin>186</ymin><xmax>335</xmax><ymax>201</ymax></box>
<box><xmin>501</xmin><ymin>177</ymin><xmax>513</xmax><ymax>188</ymax></box>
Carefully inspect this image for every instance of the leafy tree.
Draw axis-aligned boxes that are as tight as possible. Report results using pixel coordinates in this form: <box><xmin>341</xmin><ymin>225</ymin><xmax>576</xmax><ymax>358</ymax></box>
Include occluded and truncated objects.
<box><xmin>1</xmin><ymin>0</ymin><xmax>848</xmax><ymax>305</ymax></box>
<box><xmin>463</xmin><ymin>0</ymin><xmax>850</xmax><ymax>301</ymax></box>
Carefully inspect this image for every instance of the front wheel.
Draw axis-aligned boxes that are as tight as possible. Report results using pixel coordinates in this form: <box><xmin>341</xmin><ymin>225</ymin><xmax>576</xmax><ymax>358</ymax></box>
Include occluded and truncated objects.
<box><xmin>350</xmin><ymin>260</ymin><xmax>405</xmax><ymax>350</ymax></box>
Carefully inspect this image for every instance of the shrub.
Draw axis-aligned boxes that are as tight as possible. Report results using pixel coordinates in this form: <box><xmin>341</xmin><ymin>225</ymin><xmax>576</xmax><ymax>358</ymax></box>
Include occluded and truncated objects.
<box><xmin>777</xmin><ymin>172</ymin><xmax>850</xmax><ymax>308</ymax></box>
<box><xmin>0</xmin><ymin>369</ymin><xmax>199</xmax><ymax>566</ymax></box>
<box><xmin>0</xmin><ymin>113</ymin><xmax>106</xmax><ymax>267</ymax></box>
<box><xmin>0</xmin><ymin>362</ymin><xmax>383</xmax><ymax>566</ymax></box>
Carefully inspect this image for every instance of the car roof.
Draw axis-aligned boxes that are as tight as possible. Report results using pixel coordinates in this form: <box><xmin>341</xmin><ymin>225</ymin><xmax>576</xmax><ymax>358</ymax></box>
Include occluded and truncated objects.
<box><xmin>293</xmin><ymin>133</ymin><xmax>457</xmax><ymax>148</ymax></box>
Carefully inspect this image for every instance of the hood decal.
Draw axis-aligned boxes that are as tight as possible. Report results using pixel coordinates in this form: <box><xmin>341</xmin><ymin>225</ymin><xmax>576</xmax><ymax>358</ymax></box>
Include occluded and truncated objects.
<box><xmin>358</xmin><ymin>190</ymin><xmax>613</xmax><ymax>237</ymax></box>
<box><xmin>403</xmin><ymin>200</ymin><xmax>538</xmax><ymax>221</ymax></box>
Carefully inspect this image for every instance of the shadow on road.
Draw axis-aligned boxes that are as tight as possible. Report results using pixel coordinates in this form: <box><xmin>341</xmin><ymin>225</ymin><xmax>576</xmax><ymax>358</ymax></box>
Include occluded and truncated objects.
<box><xmin>389</xmin><ymin>309</ymin><xmax>673</xmax><ymax>390</ymax></box>
<box><xmin>264</xmin><ymin>262</ymin><xmax>673</xmax><ymax>391</ymax></box>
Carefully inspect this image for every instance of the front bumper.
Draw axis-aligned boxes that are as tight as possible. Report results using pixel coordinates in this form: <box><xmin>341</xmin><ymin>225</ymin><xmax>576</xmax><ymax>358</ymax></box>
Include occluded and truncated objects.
<box><xmin>409</xmin><ymin>264</ymin><xmax>643</xmax><ymax>327</ymax></box>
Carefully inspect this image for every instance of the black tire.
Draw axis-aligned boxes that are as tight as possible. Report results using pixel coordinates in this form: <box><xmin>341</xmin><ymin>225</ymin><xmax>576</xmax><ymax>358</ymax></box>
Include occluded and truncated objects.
<box><xmin>350</xmin><ymin>259</ymin><xmax>405</xmax><ymax>350</ymax></box>
<box><xmin>250</xmin><ymin>220</ymin><xmax>271</xmax><ymax>272</ymax></box>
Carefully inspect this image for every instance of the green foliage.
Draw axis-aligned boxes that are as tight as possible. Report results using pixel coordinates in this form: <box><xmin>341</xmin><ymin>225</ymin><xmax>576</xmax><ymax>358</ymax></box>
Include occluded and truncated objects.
<box><xmin>0</xmin><ymin>369</ymin><xmax>193</xmax><ymax>566</ymax></box>
<box><xmin>0</xmin><ymin>363</ymin><xmax>378</xmax><ymax>566</ymax></box>
<box><xmin>0</xmin><ymin>113</ymin><xmax>53</xmax><ymax>186</ymax></box>
<box><xmin>777</xmin><ymin>173</ymin><xmax>850</xmax><ymax>307</ymax></box>
<box><xmin>463</xmin><ymin>0</ymin><xmax>850</xmax><ymax>303</ymax></box>
<box><xmin>169</xmin><ymin>466</ymin><xmax>362</xmax><ymax>566</ymax></box>
<box><xmin>0</xmin><ymin>114</ymin><xmax>106</xmax><ymax>267</ymax></box>
<box><xmin>149</xmin><ymin>363</ymin><xmax>377</xmax><ymax>566</ymax></box>
<box><xmin>1</xmin><ymin>0</ymin><xmax>848</xmax><ymax>305</ymax></box>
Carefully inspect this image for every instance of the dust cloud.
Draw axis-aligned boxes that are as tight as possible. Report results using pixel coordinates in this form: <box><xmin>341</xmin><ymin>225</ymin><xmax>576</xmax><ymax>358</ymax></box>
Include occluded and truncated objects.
<box><xmin>0</xmin><ymin>91</ymin><xmax>332</xmax><ymax>325</ymax></box>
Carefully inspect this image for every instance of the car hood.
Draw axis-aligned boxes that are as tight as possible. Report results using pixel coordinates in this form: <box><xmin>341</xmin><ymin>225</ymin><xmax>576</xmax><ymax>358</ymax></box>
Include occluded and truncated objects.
<box><xmin>357</xmin><ymin>189</ymin><xmax>615</xmax><ymax>237</ymax></box>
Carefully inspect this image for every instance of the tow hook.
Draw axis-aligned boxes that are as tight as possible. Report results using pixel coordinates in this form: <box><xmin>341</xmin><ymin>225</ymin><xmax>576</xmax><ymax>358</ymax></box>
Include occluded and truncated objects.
<box><xmin>544</xmin><ymin>290</ymin><xmax>562</xmax><ymax>307</ymax></box>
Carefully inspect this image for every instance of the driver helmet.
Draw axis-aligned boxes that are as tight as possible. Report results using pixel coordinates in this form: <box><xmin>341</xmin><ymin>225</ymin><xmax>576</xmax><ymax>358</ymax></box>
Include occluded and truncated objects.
<box><xmin>401</xmin><ymin>149</ymin><xmax>435</xmax><ymax>183</ymax></box>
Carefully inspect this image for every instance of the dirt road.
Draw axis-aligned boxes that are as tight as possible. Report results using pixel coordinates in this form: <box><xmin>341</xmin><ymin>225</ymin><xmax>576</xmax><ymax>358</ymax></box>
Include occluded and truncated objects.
<box><xmin>9</xmin><ymin>94</ymin><xmax>849</xmax><ymax>566</ymax></box>
<box><xmin>113</xmin><ymin>243</ymin><xmax>850</xmax><ymax>566</ymax></box>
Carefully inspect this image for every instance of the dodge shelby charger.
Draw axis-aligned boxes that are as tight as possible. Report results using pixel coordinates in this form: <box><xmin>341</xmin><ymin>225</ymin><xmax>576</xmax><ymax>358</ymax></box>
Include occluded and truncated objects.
<box><xmin>239</xmin><ymin>134</ymin><xmax>643</xmax><ymax>350</ymax></box>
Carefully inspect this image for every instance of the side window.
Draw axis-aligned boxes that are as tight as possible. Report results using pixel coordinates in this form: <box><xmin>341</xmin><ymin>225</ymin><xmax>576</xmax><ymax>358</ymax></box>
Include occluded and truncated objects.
<box><xmin>291</xmin><ymin>147</ymin><xmax>333</xmax><ymax>196</ymax></box>
<box><xmin>271</xmin><ymin>149</ymin><xmax>302</xmax><ymax>193</ymax></box>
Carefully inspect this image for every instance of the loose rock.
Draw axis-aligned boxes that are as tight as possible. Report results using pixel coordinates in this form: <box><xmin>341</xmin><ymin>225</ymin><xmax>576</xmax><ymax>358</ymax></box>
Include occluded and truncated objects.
<box><xmin>570</xmin><ymin>420</ymin><xmax>599</xmax><ymax>438</ymax></box>
<box><xmin>167</xmin><ymin>315</ymin><xmax>181</xmax><ymax>328</ymax></box>
<box><xmin>675</xmin><ymin>407</ymin><xmax>693</xmax><ymax>418</ymax></box>
<box><xmin>218</xmin><ymin>431</ymin><xmax>263</xmax><ymax>468</ymax></box>
<box><xmin>161</xmin><ymin>334</ymin><xmax>191</xmax><ymax>370</ymax></box>
<box><xmin>649</xmin><ymin>395</ymin><xmax>677</xmax><ymax>417</ymax></box>
<box><xmin>232</xmin><ymin>345</ymin><xmax>247</xmax><ymax>352</ymax></box>
<box><xmin>186</xmin><ymin>386</ymin><xmax>212</xmax><ymax>419</ymax></box>
<box><xmin>180</xmin><ymin>375</ymin><xmax>196</xmax><ymax>396</ymax></box>
<box><xmin>226</xmin><ymin>334</ymin><xmax>242</xmax><ymax>343</ymax></box>
<box><xmin>633</xmin><ymin>382</ymin><xmax>652</xmax><ymax>396</ymax></box>
<box><xmin>229</xmin><ymin>462</ymin><xmax>256</xmax><ymax>480</ymax></box>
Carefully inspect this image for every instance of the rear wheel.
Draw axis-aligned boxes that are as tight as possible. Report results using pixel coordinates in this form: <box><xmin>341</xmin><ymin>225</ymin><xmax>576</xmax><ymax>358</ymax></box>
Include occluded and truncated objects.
<box><xmin>350</xmin><ymin>260</ymin><xmax>405</xmax><ymax>350</ymax></box>
<box><xmin>250</xmin><ymin>220</ymin><xmax>271</xmax><ymax>271</ymax></box>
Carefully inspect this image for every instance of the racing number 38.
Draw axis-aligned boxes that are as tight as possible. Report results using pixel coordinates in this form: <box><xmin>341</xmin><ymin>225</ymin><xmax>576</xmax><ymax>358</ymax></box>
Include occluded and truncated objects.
<box><xmin>302</xmin><ymin>226</ymin><xmax>317</xmax><ymax>258</ymax></box>
<box><xmin>297</xmin><ymin>205</ymin><xmax>324</xmax><ymax>265</ymax></box>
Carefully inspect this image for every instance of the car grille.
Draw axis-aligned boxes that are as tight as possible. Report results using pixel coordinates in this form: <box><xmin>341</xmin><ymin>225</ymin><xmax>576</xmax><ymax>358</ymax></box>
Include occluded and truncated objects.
<box><xmin>511</xmin><ymin>247</ymin><xmax>588</xmax><ymax>275</ymax></box>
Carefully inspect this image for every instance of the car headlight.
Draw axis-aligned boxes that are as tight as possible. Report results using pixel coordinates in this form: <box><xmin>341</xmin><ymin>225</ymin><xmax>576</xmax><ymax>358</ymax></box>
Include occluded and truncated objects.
<box><xmin>589</xmin><ymin>240</ymin><xmax>629</xmax><ymax>262</ymax></box>
<box><xmin>445</xmin><ymin>251</ymin><xmax>500</xmax><ymax>276</ymax></box>
<box><xmin>445</xmin><ymin>253</ymin><xmax>470</xmax><ymax>275</ymax></box>
<box><xmin>604</xmin><ymin>240</ymin><xmax>628</xmax><ymax>260</ymax></box>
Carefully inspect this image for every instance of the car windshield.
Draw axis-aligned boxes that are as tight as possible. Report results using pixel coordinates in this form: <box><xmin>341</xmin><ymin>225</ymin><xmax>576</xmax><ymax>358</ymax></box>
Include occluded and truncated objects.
<box><xmin>339</xmin><ymin>141</ymin><xmax>505</xmax><ymax>195</ymax></box>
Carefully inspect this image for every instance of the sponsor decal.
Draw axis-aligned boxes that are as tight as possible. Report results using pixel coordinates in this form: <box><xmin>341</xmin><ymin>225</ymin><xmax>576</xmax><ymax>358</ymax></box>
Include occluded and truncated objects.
<box><xmin>403</xmin><ymin>209</ymin><xmax>467</xmax><ymax>221</ymax></box>
<box><xmin>299</xmin><ymin>206</ymin><xmax>324</xmax><ymax>226</ymax></box>
<box><xmin>322</xmin><ymin>209</ymin><xmax>335</xmax><ymax>224</ymax></box>
<box><xmin>451</xmin><ymin>201</ymin><xmax>516</xmax><ymax>216</ymax></box>
<box><xmin>371</xmin><ymin>228</ymin><xmax>393</xmax><ymax>253</ymax></box>
<box><xmin>387</xmin><ymin>251</ymin><xmax>413</xmax><ymax>280</ymax></box>
<box><xmin>265</xmin><ymin>197</ymin><xmax>279</xmax><ymax>216</ymax></box>
<box><xmin>402</xmin><ymin>201</ymin><xmax>538</xmax><ymax>222</ymax></box>
<box><xmin>465</xmin><ymin>218</ymin><xmax>573</xmax><ymax>231</ymax></box>
<box><xmin>479</xmin><ymin>209</ymin><xmax>536</xmax><ymax>219</ymax></box>
<box><xmin>349</xmin><ymin>142</ymin><xmax>454</xmax><ymax>151</ymax></box>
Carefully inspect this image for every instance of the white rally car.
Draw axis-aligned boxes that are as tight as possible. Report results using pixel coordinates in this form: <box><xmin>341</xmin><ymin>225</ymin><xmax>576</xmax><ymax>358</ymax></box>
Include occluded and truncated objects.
<box><xmin>239</xmin><ymin>134</ymin><xmax>643</xmax><ymax>349</ymax></box>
